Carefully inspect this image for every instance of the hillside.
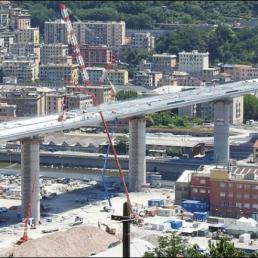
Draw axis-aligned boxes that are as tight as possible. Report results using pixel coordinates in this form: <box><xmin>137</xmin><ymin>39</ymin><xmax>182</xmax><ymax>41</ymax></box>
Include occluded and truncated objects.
<box><xmin>13</xmin><ymin>1</ymin><xmax>258</xmax><ymax>30</ymax></box>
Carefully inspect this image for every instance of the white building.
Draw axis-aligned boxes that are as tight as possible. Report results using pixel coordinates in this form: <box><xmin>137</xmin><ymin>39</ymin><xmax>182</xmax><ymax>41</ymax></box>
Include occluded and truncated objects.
<box><xmin>152</xmin><ymin>53</ymin><xmax>177</xmax><ymax>73</ymax></box>
<box><xmin>15</xmin><ymin>28</ymin><xmax>40</xmax><ymax>44</ymax></box>
<box><xmin>40</xmin><ymin>44</ymin><xmax>69</xmax><ymax>64</ymax></box>
<box><xmin>178</xmin><ymin>50</ymin><xmax>209</xmax><ymax>74</ymax></box>
<box><xmin>130</xmin><ymin>32</ymin><xmax>155</xmax><ymax>51</ymax></box>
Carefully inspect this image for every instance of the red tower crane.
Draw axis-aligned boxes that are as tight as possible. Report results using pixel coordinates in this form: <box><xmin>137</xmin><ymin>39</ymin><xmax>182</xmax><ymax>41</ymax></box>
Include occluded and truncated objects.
<box><xmin>59</xmin><ymin>3</ymin><xmax>132</xmax><ymax>214</ymax></box>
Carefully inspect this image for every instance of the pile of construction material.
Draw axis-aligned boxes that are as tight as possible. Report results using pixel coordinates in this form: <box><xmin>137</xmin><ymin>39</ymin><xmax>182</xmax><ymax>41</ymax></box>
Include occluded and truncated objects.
<box><xmin>2</xmin><ymin>226</ymin><xmax>119</xmax><ymax>257</ymax></box>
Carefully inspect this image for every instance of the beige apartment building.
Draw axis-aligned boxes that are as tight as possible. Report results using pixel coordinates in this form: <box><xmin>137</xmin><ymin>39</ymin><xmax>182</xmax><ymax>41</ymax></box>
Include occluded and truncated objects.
<box><xmin>152</xmin><ymin>53</ymin><xmax>177</xmax><ymax>73</ymax></box>
<box><xmin>15</xmin><ymin>27</ymin><xmax>39</xmax><ymax>44</ymax></box>
<box><xmin>39</xmin><ymin>64</ymin><xmax>79</xmax><ymax>85</ymax></box>
<box><xmin>106</xmin><ymin>69</ymin><xmax>128</xmax><ymax>85</ymax></box>
<box><xmin>1</xmin><ymin>58</ymin><xmax>38</xmax><ymax>82</ymax></box>
<box><xmin>66</xmin><ymin>85</ymin><xmax>112</xmax><ymax>104</ymax></box>
<box><xmin>130</xmin><ymin>32</ymin><xmax>155</xmax><ymax>51</ymax></box>
<box><xmin>45</xmin><ymin>93</ymin><xmax>64</xmax><ymax>114</ymax></box>
<box><xmin>178</xmin><ymin>50</ymin><xmax>209</xmax><ymax>74</ymax></box>
<box><xmin>40</xmin><ymin>44</ymin><xmax>69</xmax><ymax>64</ymax></box>
<box><xmin>10</xmin><ymin>7</ymin><xmax>31</xmax><ymax>30</ymax></box>
<box><xmin>65</xmin><ymin>93</ymin><xmax>93</xmax><ymax>110</ymax></box>
<box><xmin>44</xmin><ymin>20</ymin><xmax>126</xmax><ymax>47</ymax></box>
<box><xmin>222</xmin><ymin>64</ymin><xmax>258</xmax><ymax>81</ymax></box>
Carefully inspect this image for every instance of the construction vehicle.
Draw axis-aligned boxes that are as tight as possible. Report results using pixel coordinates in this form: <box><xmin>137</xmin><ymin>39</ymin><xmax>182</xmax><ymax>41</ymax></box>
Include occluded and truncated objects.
<box><xmin>98</xmin><ymin>222</ymin><xmax>116</xmax><ymax>235</ymax></box>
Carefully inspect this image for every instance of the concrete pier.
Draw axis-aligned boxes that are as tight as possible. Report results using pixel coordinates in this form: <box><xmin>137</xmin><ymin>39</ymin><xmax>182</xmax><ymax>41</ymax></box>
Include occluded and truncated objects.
<box><xmin>21</xmin><ymin>137</ymin><xmax>41</xmax><ymax>224</ymax></box>
<box><xmin>213</xmin><ymin>100</ymin><xmax>231</xmax><ymax>167</ymax></box>
<box><xmin>129</xmin><ymin>117</ymin><xmax>146</xmax><ymax>192</ymax></box>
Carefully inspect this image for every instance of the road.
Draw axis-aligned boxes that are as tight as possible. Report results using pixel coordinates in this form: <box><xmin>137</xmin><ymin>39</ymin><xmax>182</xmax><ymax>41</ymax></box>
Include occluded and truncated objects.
<box><xmin>0</xmin><ymin>79</ymin><xmax>257</xmax><ymax>142</ymax></box>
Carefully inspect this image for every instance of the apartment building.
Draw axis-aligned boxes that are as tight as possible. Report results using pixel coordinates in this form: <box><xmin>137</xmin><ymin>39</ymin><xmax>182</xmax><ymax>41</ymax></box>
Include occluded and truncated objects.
<box><xmin>66</xmin><ymin>85</ymin><xmax>112</xmax><ymax>104</ymax></box>
<box><xmin>45</xmin><ymin>93</ymin><xmax>64</xmax><ymax>114</ymax></box>
<box><xmin>85</xmin><ymin>67</ymin><xmax>105</xmax><ymax>85</ymax></box>
<box><xmin>222</xmin><ymin>64</ymin><xmax>258</xmax><ymax>81</ymax></box>
<box><xmin>196</xmin><ymin>96</ymin><xmax>243</xmax><ymax>125</ymax></box>
<box><xmin>9</xmin><ymin>7</ymin><xmax>31</xmax><ymax>30</ymax></box>
<box><xmin>0</xmin><ymin>31</ymin><xmax>14</xmax><ymax>50</ymax></box>
<box><xmin>65</xmin><ymin>93</ymin><xmax>93</xmax><ymax>110</ymax></box>
<box><xmin>15</xmin><ymin>28</ymin><xmax>40</xmax><ymax>44</ymax></box>
<box><xmin>10</xmin><ymin>42</ymin><xmax>40</xmax><ymax>65</ymax></box>
<box><xmin>0</xmin><ymin>102</ymin><xmax>16</xmax><ymax>117</ymax></box>
<box><xmin>39</xmin><ymin>64</ymin><xmax>79</xmax><ymax>85</ymax></box>
<box><xmin>44</xmin><ymin>20</ymin><xmax>126</xmax><ymax>47</ymax></box>
<box><xmin>44</xmin><ymin>20</ymin><xmax>68</xmax><ymax>44</ymax></box>
<box><xmin>178</xmin><ymin>50</ymin><xmax>209</xmax><ymax>74</ymax></box>
<box><xmin>134</xmin><ymin>71</ymin><xmax>162</xmax><ymax>89</ymax></box>
<box><xmin>172</xmin><ymin>71</ymin><xmax>205</xmax><ymax>87</ymax></box>
<box><xmin>80</xmin><ymin>44</ymin><xmax>112</xmax><ymax>66</ymax></box>
<box><xmin>152</xmin><ymin>53</ymin><xmax>177</xmax><ymax>73</ymax></box>
<box><xmin>1</xmin><ymin>58</ymin><xmax>38</xmax><ymax>82</ymax></box>
<box><xmin>0</xmin><ymin>90</ymin><xmax>45</xmax><ymax>116</ymax></box>
<box><xmin>0</xmin><ymin>0</ymin><xmax>10</xmax><ymax>27</ymax></box>
<box><xmin>106</xmin><ymin>69</ymin><xmax>128</xmax><ymax>85</ymax></box>
<box><xmin>130</xmin><ymin>32</ymin><xmax>155</xmax><ymax>51</ymax></box>
<box><xmin>40</xmin><ymin>44</ymin><xmax>69</xmax><ymax>64</ymax></box>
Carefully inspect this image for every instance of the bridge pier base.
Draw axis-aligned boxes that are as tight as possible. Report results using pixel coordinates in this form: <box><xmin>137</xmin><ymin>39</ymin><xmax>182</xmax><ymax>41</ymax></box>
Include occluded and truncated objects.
<box><xmin>213</xmin><ymin>99</ymin><xmax>232</xmax><ymax>167</ymax></box>
<box><xmin>21</xmin><ymin>137</ymin><xmax>41</xmax><ymax>224</ymax></box>
<box><xmin>129</xmin><ymin>116</ymin><xmax>146</xmax><ymax>192</ymax></box>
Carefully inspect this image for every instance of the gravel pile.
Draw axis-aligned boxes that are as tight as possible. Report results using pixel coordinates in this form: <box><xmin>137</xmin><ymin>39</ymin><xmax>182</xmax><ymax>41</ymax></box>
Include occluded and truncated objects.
<box><xmin>3</xmin><ymin>226</ymin><xmax>119</xmax><ymax>257</ymax></box>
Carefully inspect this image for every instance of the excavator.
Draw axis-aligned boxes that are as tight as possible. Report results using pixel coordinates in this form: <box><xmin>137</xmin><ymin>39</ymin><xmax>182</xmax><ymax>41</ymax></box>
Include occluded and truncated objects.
<box><xmin>98</xmin><ymin>221</ymin><xmax>116</xmax><ymax>235</ymax></box>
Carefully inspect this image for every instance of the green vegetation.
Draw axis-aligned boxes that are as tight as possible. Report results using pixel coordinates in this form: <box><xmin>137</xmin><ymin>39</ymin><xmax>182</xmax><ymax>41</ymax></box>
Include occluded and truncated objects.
<box><xmin>114</xmin><ymin>135</ymin><xmax>128</xmax><ymax>154</ymax></box>
<box><xmin>116</xmin><ymin>90</ymin><xmax>138</xmax><ymax>100</ymax></box>
<box><xmin>156</xmin><ymin>24</ymin><xmax>258</xmax><ymax>65</ymax></box>
<box><xmin>244</xmin><ymin>94</ymin><xmax>258</xmax><ymax>121</ymax></box>
<box><xmin>146</xmin><ymin>112</ymin><xmax>204</xmax><ymax>128</ymax></box>
<box><xmin>14</xmin><ymin>1</ymin><xmax>258</xmax><ymax>30</ymax></box>
<box><xmin>144</xmin><ymin>233</ymin><xmax>253</xmax><ymax>257</ymax></box>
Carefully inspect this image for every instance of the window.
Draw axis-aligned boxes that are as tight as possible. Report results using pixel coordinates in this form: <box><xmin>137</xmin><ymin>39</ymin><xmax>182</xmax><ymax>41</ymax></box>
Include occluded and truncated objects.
<box><xmin>244</xmin><ymin>203</ymin><xmax>250</xmax><ymax>209</ymax></box>
<box><xmin>228</xmin><ymin>183</ymin><xmax>233</xmax><ymax>188</ymax></box>
<box><xmin>200</xmin><ymin>179</ymin><xmax>206</xmax><ymax>184</ymax></box>
<box><xmin>200</xmin><ymin>189</ymin><xmax>206</xmax><ymax>194</ymax></box>
<box><xmin>236</xmin><ymin>193</ymin><xmax>242</xmax><ymax>199</ymax></box>
<box><xmin>237</xmin><ymin>184</ymin><xmax>242</xmax><ymax>189</ymax></box>
<box><xmin>244</xmin><ymin>184</ymin><xmax>251</xmax><ymax>189</ymax></box>
<box><xmin>252</xmin><ymin>204</ymin><xmax>258</xmax><ymax>209</ymax></box>
<box><xmin>220</xmin><ymin>192</ymin><xmax>226</xmax><ymax>197</ymax></box>
<box><xmin>228</xmin><ymin>192</ymin><xmax>233</xmax><ymax>198</ymax></box>
<box><xmin>192</xmin><ymin>188</ymin><xmax>198</xmax><ymax>193</ymax></box>
<box><xmin>220</xmin><ymin>182</ymin><xmax>226</xmax><ymax>188</ymax></box>
<box><xmin>253</xmin><ymin>194</ymin><xmax>258</xmax><ymax>199</ymax></box>
<box><xmin>253</xmin><ymin>185</ymin><xmax>258</xmax><ymax>190</ymax></box>
<box><xmin>236</xmin><ymin>202</ymin><xmax>242</xmax><ymax>208</ymax></box>
<box><xmin>244</xmin><ymin>194</ymin><xmax>250</xmax><ymax>199</ymax></box>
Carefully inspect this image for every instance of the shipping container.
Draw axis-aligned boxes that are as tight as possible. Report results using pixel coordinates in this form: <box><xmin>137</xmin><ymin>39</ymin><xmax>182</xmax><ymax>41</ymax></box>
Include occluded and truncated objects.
<box><xmin>182</xmin><ymin>200</ymin><xmax>209</xmax><ymax>213</ymax></box>
<box><xmin>165</xmin><ymin>220</ymin><xmax>183</xmax><ymax>229</ymax></box>
<box><xmin>148</xmin><ymin>199</ymin><xmax>165</xmax><ymax>207</ymax></box>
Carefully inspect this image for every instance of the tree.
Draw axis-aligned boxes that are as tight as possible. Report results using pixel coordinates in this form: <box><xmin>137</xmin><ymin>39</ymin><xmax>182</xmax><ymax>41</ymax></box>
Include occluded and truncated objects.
<box><xmin>115</xmin><ymin>135</ymin><xmax>128</xmax><ymax>154</ymax></box>
<box><xmin>143</xmin><ymin>232</ymin><xmax>188</xmax><ymax>258</ymax></box>
<box><xmin>244</xmin><ymin>94</ymin><xmax>258</xmax><ymax>121</ymax></box>
<box><xmin>144</xmin><ymin>234</ymin><xmax>248</xmax><ymax>258</ymax></box>
<box><xmin>116</xmin><ymin>90</ymin><xmax>138</xmax><ymax>100</ymax></box>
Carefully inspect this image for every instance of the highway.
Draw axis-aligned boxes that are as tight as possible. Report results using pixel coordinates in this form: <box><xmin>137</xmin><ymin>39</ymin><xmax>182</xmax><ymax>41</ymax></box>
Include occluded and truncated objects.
<box><xmin>0</xmin><ymin>79</ymin><xmax>257</xmax><ymax>142</ymax></box>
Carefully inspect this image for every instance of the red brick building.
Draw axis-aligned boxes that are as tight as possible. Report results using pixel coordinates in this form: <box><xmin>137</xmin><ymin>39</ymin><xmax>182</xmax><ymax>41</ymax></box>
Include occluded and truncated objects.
<box><xmin>189</xmin><ymin>166</ymin><xmax>258</xmax><ymax>219</ymax></box>
<box><xmin>80</xmin><ymin>44</ymin><xmax>112</xmax><ymax>66</ymax></box>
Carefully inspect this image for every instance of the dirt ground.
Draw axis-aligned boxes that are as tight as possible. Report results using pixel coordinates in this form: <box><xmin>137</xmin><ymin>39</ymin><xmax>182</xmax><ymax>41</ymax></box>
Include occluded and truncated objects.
<box><xmin>2</xmin><ymin>226</ymin><xmax>119</xmax><ymax>257</ymax></box>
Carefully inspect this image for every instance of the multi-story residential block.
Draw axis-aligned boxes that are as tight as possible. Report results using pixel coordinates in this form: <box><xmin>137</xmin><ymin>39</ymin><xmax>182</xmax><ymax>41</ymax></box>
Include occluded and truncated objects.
<box><xmin>172</xmin><ymin>71</ymin><xmax>205</xmax><ymax>87</ymax></box>
<box><xmin>40</xmin><ymin>44</ymin><xmax>69</xmax><ymax>64</ymax></box>
<box><xmin>39</xmin><ymin>64</ymin><xmax>79</xmax><ymax>85</ymax></box>
<box><xmin>196</xmin><ymin>96</ymin><xmax>243</xmax><ymax>124</ymax></box>
<box><xmin>44</xmin><ymin>20</ymin><xmax>68</xmax><ymax>44</ymax></box>
<box><xmin>45</xmin><ymin>92</ymin><xmax>64</xmax><ymax>114</ymax></box>
<box><xmin>0</xmin><ymin>31</ymin><xmax>14</xmax><ymax>50</ymax></box>
<box><xmin>152</xmin><ymin>53</ymin><xmax>177</xmax><ymax>73</ymax></box>
<box><xmin>199</xmin><ymin>67</ymin><xmax>220</xmax><ymax>82</ymax></box>
<box><xmin>66</xmin><ymin>85</ymin><xmax>113</xmax><ymax>104</ymax></box>
<box><xmin>0</xmin><ymin>102</ymin><xmax>16</xmax><ymax>117</ymax></box>
<box><xmin>222</xmin><ymin>64</ymin><xmax>258</xmax><ymax>81</ymax></box>
<box><xmin>130</xmin><ymin>32</ymin><xmax>155</xmax><ymax>51</ymax></box>
<box><xmin>0</xmin><ymin>89</ymin><xmax>45</xmax><ymax>116</ymax></box>
<box><xmin>106</xmin><ymin>69</ymin><xmax>128</xmax><ymax>85</ymax></box>
<box><xmin>86</xmin><ymin>67</ymin><xmax>128</xmax><ymax>85</ymax></box>
<box><xmin>1</xmin><ymin>58</ymin><xmax>38</xmax><ymax>82</ymax></box>
<box><xmin>10</xmin><ymin>42</ymin><xmax>40</xmax><ymax>65</ymax></box>
<box><xmin>10</xmin><ymin>7</ymin><xmax>31</xmax><ymax>30</ymax></box>
<box><xmin>80</xmin><ymin>44</ymin><xmax>112</xmax><ymax>66</ymax></box>
<box><xmin>65</xmin><ymin>93</ymin><xmax>93</xmax><ymax>110</ymax></box>
<box><xmin>44</xmin><ymin>20</ymin><xmax>126</xmax><ymax>47</ymax></box>
<box><xmin>15</xmin><ymin>28</ymin><xmax>40</xmax><ymax>44</ymax></box>
<box><xmin>0</xmin><ymin>1</ymin><xmax>10</xmax><ymax>27</ymax></box>
<box><xmin>134</xmin><ymin>71</ymin><xmax>162</xmax><ymax>89</ymax></box>
<box><xmin>178</xmin><ymin>50</ymin><xmax>209</xmax><ymax>74</ymax></box>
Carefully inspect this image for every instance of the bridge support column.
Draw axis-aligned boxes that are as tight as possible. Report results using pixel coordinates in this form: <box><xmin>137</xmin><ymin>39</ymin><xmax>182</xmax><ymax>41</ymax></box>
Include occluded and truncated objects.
<box><xmin>129</xmin><ymin>116</ymin><xmax>146</xmax><ymax>192</ymax></box>
<box><xmin>213</xmin><ymin>99</ymin><xmax>232</xmax><ymax>167</ymax></box>
<box><xmin>21</xmin><ymin>137</ymin><xmax>41</xmax><ymax>224</ymax></box>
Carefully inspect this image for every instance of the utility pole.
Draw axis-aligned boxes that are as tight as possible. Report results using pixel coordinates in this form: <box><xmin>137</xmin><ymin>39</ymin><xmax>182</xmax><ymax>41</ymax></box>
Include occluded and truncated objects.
<box><xmin>111</xmin><ymin>202</ymin><xmax>133</xmax><ymax>258</ymax></box>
